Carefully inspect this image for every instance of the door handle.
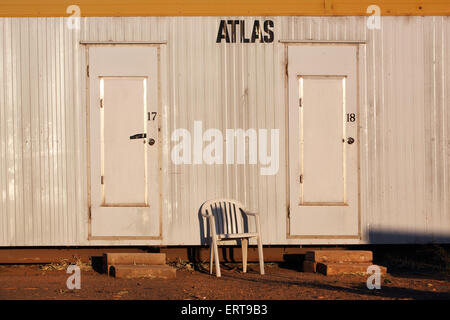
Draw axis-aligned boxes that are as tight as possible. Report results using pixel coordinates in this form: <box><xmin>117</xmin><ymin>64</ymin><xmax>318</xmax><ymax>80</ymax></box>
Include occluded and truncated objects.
<box><xmin>129</xmin><ymin>133</ymin><xmax>147</xmax><ymax>140</ymax></box>
<box><xmin>347</xmin><ymin>137</ymin><xmax>355</xmax><ymax>144</ymax></box>
<box><xmin>148</xmin><ymin>138</ymin><xmax>155</xmax><ymax>146</ymax></box>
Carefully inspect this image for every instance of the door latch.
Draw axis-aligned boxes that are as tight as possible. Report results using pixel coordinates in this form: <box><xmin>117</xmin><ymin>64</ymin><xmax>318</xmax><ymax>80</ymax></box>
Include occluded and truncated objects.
<box><xmin>129</xmin><ymin>133</ymin><xmax>147</xmax><ymax>140</ymax></box>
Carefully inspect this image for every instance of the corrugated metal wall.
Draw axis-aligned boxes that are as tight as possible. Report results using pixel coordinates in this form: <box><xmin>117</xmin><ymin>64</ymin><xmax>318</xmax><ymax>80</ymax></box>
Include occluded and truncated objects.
<box><xmin>0</xmin><ymin>18</ymin><xmax>86</xmax><ymax>246</ymax></box>
<box><xmin>0</xmin><ymin>17</ymin><xmax>448</xmax><ymax>246</ymax></box>
<box><xmin>362</xmin><ymin>17</ymin><xmax>450</xmax><ymax>243</ymax></box>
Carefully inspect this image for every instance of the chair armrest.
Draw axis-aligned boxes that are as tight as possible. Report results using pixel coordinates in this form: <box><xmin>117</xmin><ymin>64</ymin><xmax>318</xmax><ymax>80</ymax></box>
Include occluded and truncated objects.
<box><xmin>244</xmin><ymin>210</ymin><xmax>259</xmax><ymax>216</ymax></box>
<box><xmin>244</xmin><ymin>210</ymin><xmax>261</xmax><ymax>234</ymax></box>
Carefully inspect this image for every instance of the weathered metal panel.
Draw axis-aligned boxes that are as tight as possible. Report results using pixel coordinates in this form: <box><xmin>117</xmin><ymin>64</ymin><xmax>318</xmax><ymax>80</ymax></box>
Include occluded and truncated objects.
<box><xmin>360</xmin><ymin>16</ymin><xmax>450</xmax><ymax>243</ymax></box>
<box><xmin>0</xmin><ymin>18</ymin><xmax>88</xmax><ymax>246</ymax></box>
<box><xmin>0</xmin><ymin>16</ymin><xmax>449</xmax><ymax>246</ymax></box>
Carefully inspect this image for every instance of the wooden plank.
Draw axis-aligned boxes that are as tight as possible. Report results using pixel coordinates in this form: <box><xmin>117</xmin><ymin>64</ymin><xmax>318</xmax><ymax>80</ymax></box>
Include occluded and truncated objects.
<box><xmin>0</xmin><ymin>0</ymin><xmax>448</xmax><ymax>17</ymax></box>
<box><xmin>161</xmin><ymin>246</ymin><xmax>346</xmax><ymax>262</ymax></box>
<box><xmin>110</xmin><ymin>265</ymin><xmax>176</xmax><ymax>279</ymax></box>
<box><xmin>316</xmin><ymin>262</ymin><xmax>387</xmax><ymax>275</ymax></box>
<box><xmin>104</xmin><ymin>253</ymin><xmax>166</xmax><ymax>266</ymax></box>
<box><xmin>0</xmin><ymin>248</ymin><xmax>146</xmax><ymax>263</ymax></box>
<box><xmin>306</xmin><ymin>250</ymin><xmax>373</xmax><ymax>263</ymax></box>
<box><xmin>0</xmin><ymin>246</ymin><xmax>345</xmax><ymax>264</ymax></box>
<box><xmin>104</xmin><ymin>252</ymin><xmax>166</xmax><ymax>274</ymax></box>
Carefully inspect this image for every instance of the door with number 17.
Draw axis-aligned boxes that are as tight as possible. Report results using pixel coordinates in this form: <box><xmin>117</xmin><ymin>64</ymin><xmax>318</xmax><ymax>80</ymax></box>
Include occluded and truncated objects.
<box><xmin>88</xmin><ymin>46</ymin><xmax>160</xmax><ymax>239</ymax></box>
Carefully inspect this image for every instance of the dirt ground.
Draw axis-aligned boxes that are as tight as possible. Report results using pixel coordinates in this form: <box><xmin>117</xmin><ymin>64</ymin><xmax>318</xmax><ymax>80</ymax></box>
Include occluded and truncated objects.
<box><xmin>0</xmin><ymin>262</ymin><xmax>449</xmax><ymax>300</ymax></box>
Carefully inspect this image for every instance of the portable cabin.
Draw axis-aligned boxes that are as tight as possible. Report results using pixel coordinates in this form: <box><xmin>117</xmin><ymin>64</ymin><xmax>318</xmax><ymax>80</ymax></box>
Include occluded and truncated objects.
<box><xmin>0</xmin><ymin>1</ymin><xmax>449</xmax><ymax>247</ymax></box>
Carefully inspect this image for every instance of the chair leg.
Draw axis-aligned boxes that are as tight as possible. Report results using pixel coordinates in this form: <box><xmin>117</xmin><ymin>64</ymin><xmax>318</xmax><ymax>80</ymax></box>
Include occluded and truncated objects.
<box><xmin>242</xmin><ymin>238</ymin><xmax>248</xmax><ymax>273</ymax></box>
<box><xmin>212</xmin><ymin>237</ymin><xmax>221</xmax><ymax>277</ymax></box>
<box><xmin>209</xmin><ymin>239</ymin><xmax>214</xmax><ymax>275</ymax></box>
<box><xmin>257</xmin><ymin>236</ymin><xmax>265</xmax><ymax>275</ymax></box>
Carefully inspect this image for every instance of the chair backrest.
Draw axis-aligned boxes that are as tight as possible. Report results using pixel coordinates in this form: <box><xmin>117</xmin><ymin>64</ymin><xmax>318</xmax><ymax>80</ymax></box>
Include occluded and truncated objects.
<box><xmin>201</xmin><ymin>199</ymin><xmax>249</xmax><ymax>236</ymax></box>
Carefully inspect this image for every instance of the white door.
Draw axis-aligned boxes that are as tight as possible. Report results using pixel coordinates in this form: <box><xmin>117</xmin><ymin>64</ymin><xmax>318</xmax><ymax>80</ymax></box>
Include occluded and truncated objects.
<box><xmin>288</xmin><ymin>45</ymin><xmax>359</xmax><ymax>237</ymax></box>
<box><xmin>88</xmin><ymin>46</ymin><xmax>160</xmax><ymax>238</ymax></box>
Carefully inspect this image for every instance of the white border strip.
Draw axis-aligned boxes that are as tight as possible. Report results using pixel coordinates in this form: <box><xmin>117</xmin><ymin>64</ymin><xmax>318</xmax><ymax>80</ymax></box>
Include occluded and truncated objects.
<box><xmin>80</xmin><ymin>40</ymin><xmax>167</xmax><ymax>45</ymax></box>
<box><xmin>279</xmin><ymin>40</ymin><xmax>366</xmax><ymax>44</ymax></box>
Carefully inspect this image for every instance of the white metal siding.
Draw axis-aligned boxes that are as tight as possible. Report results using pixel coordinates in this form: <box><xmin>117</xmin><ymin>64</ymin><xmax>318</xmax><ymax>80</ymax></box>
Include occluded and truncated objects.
<box><xmin>361</xmin><ymin>17</ymin><xmax>450</xmax><ymax>243</ymax></box>
<box><xmin>0</xmin><ymin>17</ymin><xmax>449</xmax><ymax>245</ymax></box>
<box><xmin>0</xmin><ymin>18</ymin><xmax>86</xmax><ymax>246</ymax></box>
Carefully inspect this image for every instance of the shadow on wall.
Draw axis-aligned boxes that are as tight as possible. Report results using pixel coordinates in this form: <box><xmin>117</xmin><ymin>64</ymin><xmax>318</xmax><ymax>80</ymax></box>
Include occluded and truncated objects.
<box><xmin>368</xmin><ymin>228</ymin><xmax>450</xmax><ymax>244</ymax></box>
<box><xmin>197</xmin><ymin>214</ymin><xmax>450</xmax><ymax>246</ymax></box>
<box><xmin>198</xmin><ymin>203</ymin><xmax>210</xmax><ymax>246</ymax></box>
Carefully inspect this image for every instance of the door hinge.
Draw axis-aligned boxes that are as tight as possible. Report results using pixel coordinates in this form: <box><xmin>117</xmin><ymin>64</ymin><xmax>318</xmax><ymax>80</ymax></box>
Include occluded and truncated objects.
<box><xmin>101</xmin><ymin>175</ymin><xmax>104</xmax><ymax>185</ymax></box>
<box><xmin>100</xmin><ymin>98</ymin><xmax>104</xmax><ymax>108</ymax></box>
<box><xmin>299</xmin><ymin>174</ymin><xmax>303</xmax><ymax>184</ymax></box>
<box><xmin>299</xmin><ymin>97</ymin><xmax>302</xmax><ymax>107</ymax></box>
<box><xmin>86</xmin><ymin>65</ymin><xmax>89</xmax><ymax>77</ymax></box>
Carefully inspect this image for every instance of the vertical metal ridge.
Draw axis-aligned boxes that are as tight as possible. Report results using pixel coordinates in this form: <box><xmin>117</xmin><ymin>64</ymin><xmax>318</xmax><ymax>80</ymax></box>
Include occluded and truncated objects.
<box><xmin>0</xmin><ymin>18</ymin><xmax>6</xmax><ymax>244</ymax></box>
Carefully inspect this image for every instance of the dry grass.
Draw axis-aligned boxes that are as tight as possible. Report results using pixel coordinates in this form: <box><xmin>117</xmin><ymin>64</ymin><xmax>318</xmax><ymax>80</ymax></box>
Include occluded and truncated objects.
<box><xmin>39</xmin><ymin>255</ymin><xmax>92</xmax><ymax>271</ymax></box>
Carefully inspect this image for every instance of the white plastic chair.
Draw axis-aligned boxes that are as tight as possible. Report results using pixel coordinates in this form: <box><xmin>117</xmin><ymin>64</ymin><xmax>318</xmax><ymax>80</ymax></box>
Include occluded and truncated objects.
<box><xmin>201</xmin><ymin>199</ymin><xmax>264</xmax><ymax>277</ymax></box>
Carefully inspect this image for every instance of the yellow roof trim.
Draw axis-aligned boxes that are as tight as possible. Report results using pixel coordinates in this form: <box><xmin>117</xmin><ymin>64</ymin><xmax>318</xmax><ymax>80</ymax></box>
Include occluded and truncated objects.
<box><xmin>0</xmin><ymin>0</ymin><xmax>449</xmax><ymax>17</ymax></box>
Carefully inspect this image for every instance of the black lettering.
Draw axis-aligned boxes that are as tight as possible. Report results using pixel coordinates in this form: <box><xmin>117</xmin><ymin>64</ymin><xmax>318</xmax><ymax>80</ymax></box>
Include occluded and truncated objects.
<box><xmin>263</xmin><ymin>20</ymin><xmax>274</xmax><ymax>43</ymax></box>
<box><xmin>240</xmin><ymin>20</ymin><xmax>250</xmax><ymax>43</ymax></box>
<box><xmin>251</xmin><ymin>20</ymin><xmax>263</xmax><ymax>43</ymax></box>
<box><xmin>227</xmin><ymin>20</ymin><xmax>239</xmax><ymax>43</ymax></box>
<box><xmin>217</xmin><ymin>19</ymin><xmax>274</xmax><ymax>44</ymax></box>
<box><xmin>216</xmin><ymin>20</ymin><xmax>230</xmax><ymax>43</ymax></box>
